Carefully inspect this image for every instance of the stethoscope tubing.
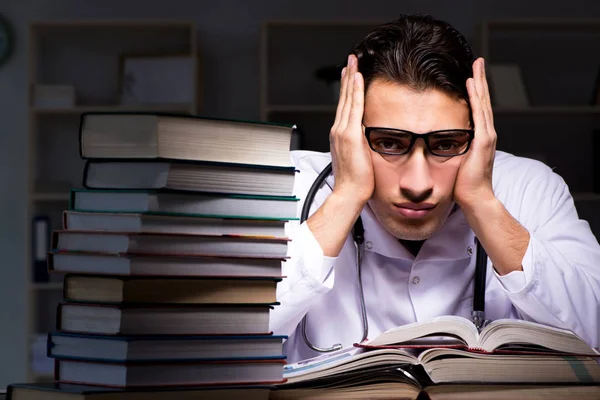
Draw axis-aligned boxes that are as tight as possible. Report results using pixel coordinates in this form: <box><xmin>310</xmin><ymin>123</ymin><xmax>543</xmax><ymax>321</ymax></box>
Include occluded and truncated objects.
<box><xmin>299</xmin><ymin>161</ymin><xmax>488</xmax><ymax>352</ymax></box>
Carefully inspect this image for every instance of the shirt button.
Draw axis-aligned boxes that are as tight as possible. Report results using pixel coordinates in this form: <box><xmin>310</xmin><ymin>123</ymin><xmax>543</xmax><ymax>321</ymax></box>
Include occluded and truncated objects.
<box><xmin>366</xmin><ymin>241</ymin><xmax>373</xmax><ymax>249</ymax></box>
<box><xmin>467</xmin><ymin>246</ymin><xmax>473</xmax><ymax>256</ymax></box>
<box><xmin>412</xmin><ymin>276</ymin><xmax>420</xmax><ymax>285</ymax></box>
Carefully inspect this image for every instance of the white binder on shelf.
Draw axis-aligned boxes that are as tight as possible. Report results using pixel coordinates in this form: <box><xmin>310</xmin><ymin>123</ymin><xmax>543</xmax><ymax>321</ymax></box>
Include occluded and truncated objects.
<box><xmin>488</xmin><ymin>63</ymin><xmax>530</xmax><ymax>108</ymax></box>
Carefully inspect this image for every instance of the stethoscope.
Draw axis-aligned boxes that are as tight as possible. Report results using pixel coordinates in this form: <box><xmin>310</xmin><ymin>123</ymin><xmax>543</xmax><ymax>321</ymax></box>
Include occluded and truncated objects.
<box><xmin>300</xmin><ymin>161</ymin><xmax>490</xmax><ymax>353</ymax></box>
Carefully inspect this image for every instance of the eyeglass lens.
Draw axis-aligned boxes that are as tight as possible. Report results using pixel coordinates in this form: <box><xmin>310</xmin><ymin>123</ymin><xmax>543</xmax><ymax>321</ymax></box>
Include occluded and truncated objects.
<box><xmin>368</xmin><ymin>129</ymin><xmax>471</xmax><ymax>156</ymax></box>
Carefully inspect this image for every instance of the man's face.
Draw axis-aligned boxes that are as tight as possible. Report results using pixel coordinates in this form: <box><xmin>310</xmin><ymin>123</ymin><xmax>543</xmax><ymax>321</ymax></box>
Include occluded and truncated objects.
<box><xmin>363</xmin><ymin>79</ymin><xmax>471</xmax><ymax>241</ymax></box>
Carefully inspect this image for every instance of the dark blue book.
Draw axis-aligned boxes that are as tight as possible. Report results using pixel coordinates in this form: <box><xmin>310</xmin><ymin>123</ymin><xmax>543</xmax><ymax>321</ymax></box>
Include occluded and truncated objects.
<box><xmin>48</xmin><ymin>332</ymin><xmax>287</xmax><ymax>363</ymax></box>
<box><xmin>7</xmin><ymin>382</ymin><xmax>272</xmax><ymax>399</ymax></box>
<box><xmin>55</xmin><ymin>358</ymin><xmax>286</xmax><ymax>388</ymax></box>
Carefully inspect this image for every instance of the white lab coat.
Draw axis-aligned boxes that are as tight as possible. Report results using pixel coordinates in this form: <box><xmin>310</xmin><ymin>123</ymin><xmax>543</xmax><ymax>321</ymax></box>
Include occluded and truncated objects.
<box><xmin>270</xmin><ymin>150</ymin><xmax>600</xmax><ymax>363</ymax></box>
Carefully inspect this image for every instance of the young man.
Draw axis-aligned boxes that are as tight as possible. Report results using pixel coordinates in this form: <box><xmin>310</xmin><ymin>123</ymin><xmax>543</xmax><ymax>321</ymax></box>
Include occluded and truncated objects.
<box><xmin>271</xmin><ymin>14</ymin><xmax>600</xmax><ymax>363</ymax></box>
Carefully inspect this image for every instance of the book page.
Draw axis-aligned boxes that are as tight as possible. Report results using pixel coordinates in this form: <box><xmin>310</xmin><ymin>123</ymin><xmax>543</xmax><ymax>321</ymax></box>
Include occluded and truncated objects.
<box><xmin>365</xmin><ymin>315</ymin><xmax>479</xmax><ymax>348</ymax></box>
<box><xmin>282</xmin><ymin>348</ymin><xmax>419</xmax><ymax>384</ymax></box>
<box><xmin>479</xmin><ymin>319</ymin><xmax>597</xmax><ymax>354</ymax></box>
<box><xmin>283</xmin><ymin>346</ymin><xmax>360</xmax><ymax>377</ymax></box>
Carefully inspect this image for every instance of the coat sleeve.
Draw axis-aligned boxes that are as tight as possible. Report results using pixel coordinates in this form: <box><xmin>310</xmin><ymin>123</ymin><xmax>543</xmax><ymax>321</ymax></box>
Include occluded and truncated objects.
<box><xmin>494</xmin><ymin>162</ymin><xmax>600</xmax><ymax>348</ymax></box>
<box><xmin>269</xmin><ymin>152</ymin><xmax>338</xmax><ymax>337</ymax></box>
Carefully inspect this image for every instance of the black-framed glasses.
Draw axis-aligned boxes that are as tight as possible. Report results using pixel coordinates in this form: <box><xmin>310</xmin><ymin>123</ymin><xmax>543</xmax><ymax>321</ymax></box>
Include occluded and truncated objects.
<box><xmin>364</xmin><ymin>127</ymin><xmax>475</xmax><ymax>157</ymax></box>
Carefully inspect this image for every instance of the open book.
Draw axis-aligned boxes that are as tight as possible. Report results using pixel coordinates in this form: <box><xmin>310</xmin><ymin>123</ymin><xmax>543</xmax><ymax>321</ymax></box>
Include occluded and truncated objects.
<box><xmin>359</xmin><ymin>315</ymin><xmax>599</xmax><ymax>354</ymax></box>
<box><xmin>274</xmin><ymin>316</ymin><xmax>600</xmax><ymax>397</ymax></box>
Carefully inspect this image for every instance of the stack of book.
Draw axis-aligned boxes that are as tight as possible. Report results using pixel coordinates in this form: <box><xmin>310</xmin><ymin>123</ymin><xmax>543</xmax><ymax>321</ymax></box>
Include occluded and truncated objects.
<box><xmin>271</xmin><ymin>316</ymin><xmax>600</xmax><ymax>399</ymax></box>
<box><xmin>10</xmin><ymin>112</ymin><xmax>300</xmax><ymax>399</ymax></box>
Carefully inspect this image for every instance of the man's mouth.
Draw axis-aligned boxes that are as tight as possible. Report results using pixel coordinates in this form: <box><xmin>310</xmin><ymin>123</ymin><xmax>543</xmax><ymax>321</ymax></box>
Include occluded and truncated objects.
<box><xmin>394</xmin><ymin>202</ymin><xmax>436</xmax><ymax>219</ymax></box>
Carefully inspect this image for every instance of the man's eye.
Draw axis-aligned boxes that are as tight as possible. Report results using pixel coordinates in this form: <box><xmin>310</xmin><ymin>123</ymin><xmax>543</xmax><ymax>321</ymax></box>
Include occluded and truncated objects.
<box><xmin>431</xmin><ymin>141</ymin><xmax>460</xmax><ymax>152</ymax></box>
<box><xmin>375</xmin><ymin>139</ymin><xmax>401</xmax><ymax>150</ymax></box>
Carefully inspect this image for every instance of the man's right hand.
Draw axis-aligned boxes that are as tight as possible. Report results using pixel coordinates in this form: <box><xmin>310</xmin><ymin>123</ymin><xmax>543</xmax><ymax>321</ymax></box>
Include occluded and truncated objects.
<box><xmin>306</xmin><ymin>54</ymin><xmax>374</xmax><ymax>258</ymax></box>
<box><xmin>330</xmin><ymin>54</ymin><xmax>374</xmax><ymax>206</ymax></box>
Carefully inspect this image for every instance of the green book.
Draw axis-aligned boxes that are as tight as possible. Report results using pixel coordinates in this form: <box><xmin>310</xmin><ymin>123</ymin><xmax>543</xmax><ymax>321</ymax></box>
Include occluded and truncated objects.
<box><xmin>69</xmin><ymin>189</ymin><xmax>299</xmax><ymax>221</ymax></box>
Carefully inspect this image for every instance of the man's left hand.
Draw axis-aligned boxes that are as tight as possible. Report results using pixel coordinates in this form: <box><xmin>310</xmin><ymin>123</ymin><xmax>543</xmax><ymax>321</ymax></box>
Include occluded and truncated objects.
<box><xmin>454</xmin><ymin>57</ymin><xmax>497</xmax><ymax>209</ymax></box>
<box><xmin>455</xmin><ymin>57</ymin><xmax>529</xmax><ymax>276</ymax></box>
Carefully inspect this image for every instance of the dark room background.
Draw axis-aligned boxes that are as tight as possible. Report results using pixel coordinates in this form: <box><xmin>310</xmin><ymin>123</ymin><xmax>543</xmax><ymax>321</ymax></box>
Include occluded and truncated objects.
<box><xmin>0</xmin><ymin>0</ymin><xmax>599</xmax><ymax>387</ymax></box>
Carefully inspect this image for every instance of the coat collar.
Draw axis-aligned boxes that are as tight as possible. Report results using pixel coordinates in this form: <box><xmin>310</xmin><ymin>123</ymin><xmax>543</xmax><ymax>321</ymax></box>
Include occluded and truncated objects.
<box><xmin>360</xmin><ymin>203</ymin><xmax>475</xmax><ymax>262</ymax></box>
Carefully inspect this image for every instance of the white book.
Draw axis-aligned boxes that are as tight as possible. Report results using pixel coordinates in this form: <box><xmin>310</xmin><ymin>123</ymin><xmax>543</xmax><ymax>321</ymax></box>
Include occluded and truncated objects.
<box><xmin>280</xmin><ymin>315</ymin><xmax>600</xmax><ymax>387</ymax></box>
<box><xmin>58</xmin><ymin>303</ymin><xmax>274</xmax><ymax>335</ymax></box>
<box><xmin>84</xmin><ymin>160</ymin><xmax>296</xmax><ymax>197</ymax></box>
<box><xmin>52</xmin><ymin>230</ymin><xmax>289</xmax><ymax>258</ymax></box>
<box><xmin>79</xmin><ymin>112</ymin><xmax>295</xmax><ymax>168</ymax></box>
<box><xmin>50</xmin><ymin>252</ymin><xmax>283</xmax><ymax>277</ymax></box>
<box><xmin>63</xmin><ymin>210</ymin><xmax>287</xmax><ymax>237</ymax></box>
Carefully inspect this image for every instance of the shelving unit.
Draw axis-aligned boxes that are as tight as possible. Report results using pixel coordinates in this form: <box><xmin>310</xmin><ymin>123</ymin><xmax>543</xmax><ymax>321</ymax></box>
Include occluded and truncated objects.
<box><xmin>260</xmin><ymin>20</ymin><xmax>384</xmax><ymax>151</ymax></box>
<box><xmin>481</xmin><ymin>18</ymin><xmax>600</xmax><ymax>238</ymax></box>
<box><xmin>259</xmin><ymin>18</ymin><xmax>600</xmax><ymax>239</ymax></box>
<box><xmin>26</xmin><ymin>19</ymin><xmax>200</xmax><ymax>382</ymax></box>
<box><xmin>31</xmin><ymin>104</ymin><xmax>193</xmax><ymax>115</ymax></box>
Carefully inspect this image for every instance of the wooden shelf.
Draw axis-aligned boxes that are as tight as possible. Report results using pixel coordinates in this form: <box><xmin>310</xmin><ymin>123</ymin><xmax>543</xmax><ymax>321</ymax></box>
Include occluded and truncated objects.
<box><xmin>573</xmin><ymin>193</ymin><xmax>600</xmax><ymax>201</ymax></box>
<box><xmin>267</xmin><ymin>105</ymin><xmax>600</xmax><ymax>115</ymax></box>
<box><xmin>31</xmin><ymin>103</ymin><xmax>194</xmax><ymax>115</ymax></box>
<box><xmin>31</xmin><ymin>19</ymin><xmax>195</xmax><ymax>30</ymax></box>
<box><xmin>266</xmin><ymin>104</ymin><xmax>337</xmax><ymax>113</ymax></box>
<box><xmin>494</xmin><ymin>106</ymin><xmax>600</xmax><ymax>115</ymax></box>
<box><xmin>264</xmin><ymin>19</ymin><xmax>386</xmax><ymax>27</ymax></box>
<box><xmin>486</xmin><ymin>19</ymin><xmax>600</xmax><ymax>29</ymax></box>
<box><xmin>31</xmin><ymin>283</ymin><xmax>63</xmax><ymax>291</ymax></box>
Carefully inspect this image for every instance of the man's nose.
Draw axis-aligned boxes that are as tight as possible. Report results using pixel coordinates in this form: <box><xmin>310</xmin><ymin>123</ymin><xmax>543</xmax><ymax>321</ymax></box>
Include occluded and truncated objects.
<box><xmin>399</xmin><ymin>147</ymin><xmax>435</xmax><ymax>202</ymax></box>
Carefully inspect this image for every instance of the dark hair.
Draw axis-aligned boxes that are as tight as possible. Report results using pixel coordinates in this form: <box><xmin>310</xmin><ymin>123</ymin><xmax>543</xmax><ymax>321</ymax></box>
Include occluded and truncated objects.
<box><xmin>352</xmin><ymin>14</ymin><xmax>474</xmax><ymax>110</ymax></box>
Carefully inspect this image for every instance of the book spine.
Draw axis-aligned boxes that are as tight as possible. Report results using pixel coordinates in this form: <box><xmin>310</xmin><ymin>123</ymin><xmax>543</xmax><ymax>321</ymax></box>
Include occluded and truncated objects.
<box><xmin>55</xmin><ymin>302</ymin><xmax>64</xmax><ymax>331</ymax></box>
<box><xmin>78</xmin><ymin>113</ymin><xmax>86</xmax><ymax>159</ymax></box>
<box><xmin>68</xmin><ymin>189</ymin><xmax>76</xmax><ymax>210</ymax></box>
<box><xmin>32</xmin><ymin>216</ymin><xmax>50</xmax><ymax>283</ymax></box>
<box><xmin>82</xmin><ymin>159</ymin><xmax>92</xmax><ymax>189</ymax></box>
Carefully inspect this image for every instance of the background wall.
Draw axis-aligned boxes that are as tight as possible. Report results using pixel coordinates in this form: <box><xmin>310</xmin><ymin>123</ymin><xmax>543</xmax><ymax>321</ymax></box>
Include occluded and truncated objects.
<box><xmin>0</xmin><ymin>0</ymin><xmax>599</xmax><ymax>387</ymax></box>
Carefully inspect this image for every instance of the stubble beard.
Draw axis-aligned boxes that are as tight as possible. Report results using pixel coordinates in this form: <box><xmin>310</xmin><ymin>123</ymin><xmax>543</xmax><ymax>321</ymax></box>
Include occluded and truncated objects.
<box><xmin>367</xmin><ymin>199</ymin><xmax>454</xmax><ymax>241</ymax></box>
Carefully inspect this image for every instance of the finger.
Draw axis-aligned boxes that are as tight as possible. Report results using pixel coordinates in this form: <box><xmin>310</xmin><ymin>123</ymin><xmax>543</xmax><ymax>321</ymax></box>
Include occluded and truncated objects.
<box><xmin>473</xmin><ymin>58</ymin><xmax>486</xmax><ymax>104</ymax></box>
<box><xmin>472</xmin><ymin>59</ymin><xmax>492</xmax><ymax>135</ymax></box>
<box><xmin>466</xmin><ymin>78</ymin><xmax>488</xmax><ymax>146</ymax></box>
<box><xmin>338</xmin><ymin>55</ymin><xmax>356</xmax><ymax>131</ymax></box>
<box><xmin>348</xmin><ymin>72</ymin><xmax>365</xmax><ymax>128</ymax></box>
<box><xmin>334</xmin><ymin>60</ymin><xmax>351</xmax><ymax>128</ymax></box>
<box><xmin>480</xmin><ymin>59</ymin><xmax>490</xmax><ymax>105</ymax></box>
<box><xmin>480</xmin><ymin>59</ymin><xmax>496</xmax><ymax>132</ymax></box>
<box><xmin>332</xmin><ymin>66</ymin><xmax>348</xmax><ymax>130</ymax></box>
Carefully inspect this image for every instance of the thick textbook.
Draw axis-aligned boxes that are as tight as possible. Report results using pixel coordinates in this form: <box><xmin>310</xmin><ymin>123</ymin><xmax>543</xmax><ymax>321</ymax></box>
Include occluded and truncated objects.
<box><xmin>282</xmin><ymin>346</ymin><xmax>600</xmax><ymax>386</ymax></box>
<box><xmin>57</xmin><ymin>303</ymin><xmax>276</xmax><ymax>336</ymax></box>
<box><xmin>48</xmin><ymin>332</ymin><xmax>286</xmax><ymax>363</ymax></box>
<box><xmin>279</xmin><ymin>316</ymin><xmax>600</xmax><ymax>388</ymax></box>
<box><xmin>359</xmin><ymin>315</ymin><xmax>598</xmax><ymax>355</ymax></box>
<box><xmin>83</xmin><ymin>159</ymin><xmax>297</xmax><ymax>197</ymax></box>
<box><xmin>62</xmin><ymin>275</ymin><xmax>281</xmax><ymax>305</ymax></box>
<box><xmin>63</xmin><ymin>210</ymin><xmax>288</xmax><ymax>237</ymax></box>
<box><xmin>49</xmin><ymin>252</ymin><xmax>284</xmax><ymax>278</ymax></box>
<box><xmin>78</xmin><ymin>112</ymin><xmax>295</xmax><ymax>168</ymax></box>
<box><xmin>52</xmin><ymin>230</ymin><xmax>290</xmax><ymax>258</ymax></box>
<box><xmin>271</xmin><ymin>382</ymin><xmax>600</xmax><ymax>400</ymax></box>
<box><xmin>7</xmin><ymin>382</ymin><xmax>271</xmax><ymax>400</ymax></box>
<box><xmin>69</xmin><ymin>189</ymin><xmax>299</xmax><ymax>220</ymax></box>
<box><xmin>55</xmin><ymin>358</ymin><xmax>286</xmax><ymax>388</ymax></box>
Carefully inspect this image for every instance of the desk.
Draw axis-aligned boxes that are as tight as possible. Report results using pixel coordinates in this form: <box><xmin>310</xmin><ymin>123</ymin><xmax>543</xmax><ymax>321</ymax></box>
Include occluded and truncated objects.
<box><xmin>270</xmin><ymin>384</ymin><xmax>600</xmax><ymax>399</ymax></box>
